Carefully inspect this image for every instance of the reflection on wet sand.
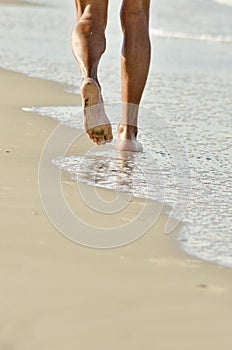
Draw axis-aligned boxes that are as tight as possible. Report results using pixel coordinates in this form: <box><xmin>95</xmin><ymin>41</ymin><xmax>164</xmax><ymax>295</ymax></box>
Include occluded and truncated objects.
<box><xmin>54</xmin><ymin>149</ymin><xmax>154</xmax><ymax>200</ymax></box>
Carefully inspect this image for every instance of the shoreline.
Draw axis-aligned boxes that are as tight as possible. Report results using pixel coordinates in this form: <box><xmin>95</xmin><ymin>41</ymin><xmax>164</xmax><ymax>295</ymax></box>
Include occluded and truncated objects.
<box><xmin>1</xmin><ymin>68</ymin><xmax>232</xmax><ymax>348</ymax></box>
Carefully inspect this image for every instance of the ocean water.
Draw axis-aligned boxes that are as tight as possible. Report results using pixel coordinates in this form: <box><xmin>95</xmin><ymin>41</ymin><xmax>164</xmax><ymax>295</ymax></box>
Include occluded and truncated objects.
<box><xmin>1</xmin><ymin>0</ymin><xmax>232</xmax><ymax>266</ymax></box>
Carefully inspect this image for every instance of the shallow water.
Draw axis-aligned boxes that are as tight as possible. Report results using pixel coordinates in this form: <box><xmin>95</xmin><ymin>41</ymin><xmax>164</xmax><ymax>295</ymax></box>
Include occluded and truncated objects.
<box><xmin>31</xmin><ymin>74</ymin><xmax>232</xmax><ymax>266</ymax></box>
<box><xmin>1</xmin><ymin>0</ymin><xmax>232</xmax><ymax>266</ymax></box>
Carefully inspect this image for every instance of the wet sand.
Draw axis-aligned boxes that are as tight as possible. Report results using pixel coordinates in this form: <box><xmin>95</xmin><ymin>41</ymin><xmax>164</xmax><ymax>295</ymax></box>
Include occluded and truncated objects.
<box><xmin>0</xmin><ymin>68</ymin><xmax>232</xmax><ymax>349</ymax></box>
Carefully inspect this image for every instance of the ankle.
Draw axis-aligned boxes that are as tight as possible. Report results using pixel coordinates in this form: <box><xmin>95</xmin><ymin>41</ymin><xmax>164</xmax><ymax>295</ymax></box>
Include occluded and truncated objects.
<box><xmin>118</xmin><ymin>123</ymin><xmax>138</xmax><ymax>140</ymax></box>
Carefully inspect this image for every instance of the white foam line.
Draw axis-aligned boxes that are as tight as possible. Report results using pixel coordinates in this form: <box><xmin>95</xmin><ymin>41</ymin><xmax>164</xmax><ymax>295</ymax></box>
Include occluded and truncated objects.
<box><xmin>150</xmin><ymin>28</ymin><xmax>232</xmax><ymax>44</ymax></box>
<box><xmin>213</xmin><ymin>0</ymin><xmax>232</xmax><ymax>7</ymax></box>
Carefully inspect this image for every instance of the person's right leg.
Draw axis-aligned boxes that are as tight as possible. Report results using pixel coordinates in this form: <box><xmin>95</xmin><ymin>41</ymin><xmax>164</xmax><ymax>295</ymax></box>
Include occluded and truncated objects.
<box><xmin>118</xmin><ymin>0</ymin><xmax>151</xmax><ymax>151</ymax></box>
<box><xmin>72</xmin><ymin>0</ymin><xmax>113</xmax><ymax>145</ymax></box>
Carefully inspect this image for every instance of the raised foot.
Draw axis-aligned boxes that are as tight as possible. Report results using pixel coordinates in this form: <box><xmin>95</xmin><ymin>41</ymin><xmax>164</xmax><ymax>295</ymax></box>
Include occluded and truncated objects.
<box><xmin>81</xmin><ymin>78</ymin><xmax>113</xmax><ymax>145</ymax></box>
<box><xmin>116</xmin><ymin>124</ymin><xmax>143</xmax><ymax>152</ymax></box>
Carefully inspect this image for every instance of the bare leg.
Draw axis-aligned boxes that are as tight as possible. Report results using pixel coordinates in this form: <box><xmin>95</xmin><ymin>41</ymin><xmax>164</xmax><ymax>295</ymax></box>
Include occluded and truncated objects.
<box><xmin>117</xmin><ymin>0</ymin><xmax>151</xmax><ymax>151</ymax></box>
<box><xmin>71</xmin><ymin>0</ymin><xmax>113</xmax><ymax>145</ymax></box>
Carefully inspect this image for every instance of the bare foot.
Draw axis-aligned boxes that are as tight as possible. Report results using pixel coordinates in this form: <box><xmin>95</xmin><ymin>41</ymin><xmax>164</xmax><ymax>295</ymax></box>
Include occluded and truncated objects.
<box><xmin>116</xmin><ymin>124</ymin><xmax>143</xmax><ymax>152</ymax></box>
<box><xmin>81</xmin><ymin>78</ymin><xmax>113</xmax><ymax>145</ymax></box>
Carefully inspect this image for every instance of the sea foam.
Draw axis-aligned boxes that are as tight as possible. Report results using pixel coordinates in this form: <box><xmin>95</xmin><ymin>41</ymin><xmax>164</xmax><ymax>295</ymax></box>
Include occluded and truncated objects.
<box><xmin>150</xmin><ymin>28</ymin><xmax>232</xmax><ymax>43</ymax></box>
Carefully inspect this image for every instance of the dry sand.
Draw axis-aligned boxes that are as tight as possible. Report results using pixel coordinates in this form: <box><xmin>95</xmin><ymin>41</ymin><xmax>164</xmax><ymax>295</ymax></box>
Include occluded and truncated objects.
<box><xmin>1</xmin><ymin>68</ymin><xmax>232</xmax><ymax>349</ymax></box>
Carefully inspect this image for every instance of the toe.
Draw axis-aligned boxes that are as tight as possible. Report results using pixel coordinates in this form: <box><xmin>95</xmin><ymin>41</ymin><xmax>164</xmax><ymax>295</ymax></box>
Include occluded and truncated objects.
<box><xmin>98</xmin><ymin>137</ymin><xmax>106</xmax><ymax>145</ymax></box>
<box><xmin>86</xmin><ymin>125</ymin><xmax>113</xmax><ymax>145</ymax></box>
<box><xmin>92</xmin><ymin>137</ymin><xmax>99</xmax><ymax>144</ymax></box>
<box><xmin>105</xmin><ymin>135</ymin><xmax>113</xmax><ymax>143</ymax></box>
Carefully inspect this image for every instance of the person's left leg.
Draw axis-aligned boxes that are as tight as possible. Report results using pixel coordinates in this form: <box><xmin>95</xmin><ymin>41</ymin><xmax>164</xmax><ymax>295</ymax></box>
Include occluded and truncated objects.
<box><xmin>117</xmin><ymin>0</ymin><xmax>151</xmax><ymax>151</ymax></box>
<box><xmin>72</xmin><ymin>0</ymin><xmax>113</xmax><ymax>145</ymax></box>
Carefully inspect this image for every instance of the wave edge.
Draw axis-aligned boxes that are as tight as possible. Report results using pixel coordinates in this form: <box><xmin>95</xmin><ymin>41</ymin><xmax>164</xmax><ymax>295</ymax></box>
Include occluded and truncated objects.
<box><xmin>150</xmin><ymin>28</ymin><xmax>232</xmax><ymax>44</ymax></box>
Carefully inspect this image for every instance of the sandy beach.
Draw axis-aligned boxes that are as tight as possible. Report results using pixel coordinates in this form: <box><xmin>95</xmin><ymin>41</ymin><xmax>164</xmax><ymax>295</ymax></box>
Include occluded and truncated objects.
<box><xmin>0</xmin><ymin>68</ymin><xmax>232</xmax><ymax>349</ymax></box>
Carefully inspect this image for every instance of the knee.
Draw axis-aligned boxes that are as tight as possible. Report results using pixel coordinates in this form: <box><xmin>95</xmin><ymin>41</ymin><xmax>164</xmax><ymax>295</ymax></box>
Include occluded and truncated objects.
<box><xmin>72</xmin><ymin>13</ymin><xmax>106</xmax><ymax>56</ymax></box>
<box><xmin>120</xmin><ymin>1</ymin><xmax>149</xmax><ymax>31</ymax></box>
<box><xmin>74</xmin><ymin>6</ymin><xmax>106</xmax><ymax>44</ymax></box>
<box><xmin>77</xmin><ymin>5</ymin><xmax>107</xmax><ymax>31</ymax></box>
